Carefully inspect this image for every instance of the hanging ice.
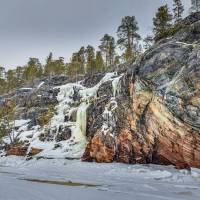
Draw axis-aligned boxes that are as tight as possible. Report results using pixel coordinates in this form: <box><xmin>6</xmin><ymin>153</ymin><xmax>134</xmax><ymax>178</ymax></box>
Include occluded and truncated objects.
<box><xmin>7</xmin><ymin>72</ymin><xmax>125</xmax><ymax>159</ymax></box>
<box><xmin>112</xmin><ymin>75</ymin><xmax>123</xmax><ymax>97</ymax></box>
<box><xmin>75</xmin><ymin>102</ymin><xmax>89</xmax><ymax>137</ymax></box>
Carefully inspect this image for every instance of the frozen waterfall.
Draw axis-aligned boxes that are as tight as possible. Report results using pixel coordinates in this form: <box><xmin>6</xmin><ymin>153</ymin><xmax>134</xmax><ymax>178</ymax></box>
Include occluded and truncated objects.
<box><xmin>11</xmin><ymin>72</ymin><xmax>124</xmax><ymax>159</ymax></box>
<box><xmin>75</xmin><ymin>102</ymin><xmax>89</xmax><ymax>137</ymax></box>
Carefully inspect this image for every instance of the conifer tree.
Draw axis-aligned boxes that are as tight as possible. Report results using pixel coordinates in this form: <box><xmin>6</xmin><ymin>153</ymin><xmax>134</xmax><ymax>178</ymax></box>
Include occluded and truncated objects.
<box><xmin>173</xmin><ymin>0</ymin><xmax>184</xmax><ymax>23</ymax></box>
<box><xmin>69</xmin><ymin>52</ymin><xmax>84</xmax><ymax>77</ymax></box>
<box><xmin>67</xmin><ymin>56</ymin><xmax>78</xmax><ymax>78</ymax></box>
<box><xmin>95</xmin><ymin>51</ymin><xmax>105</xmax><ymax>72</ymax></box>
<box><xmin>77</xmin><ymin>47</ymin><xmax>85</xmax><ymax>65</ymax></box>
<box><xmin>6</xmin><ymin>70</ymin><xmax>17</xmax><ymax>91</ymax></box>
<box><xmin>44</xmin><ymin>52</ymin><xmax>54</xmax><ymax>76</ymax></box>
<box><xmin>15</xmin><ymin>66</ymin><xmax>24</xmax><ymax>87</ymax></box>
<box><xmin>0</xmin><ymin>67</ymin><xmax>6</xmax><ymax>94</ymax></box>
<box><xmin>77</xmin><ymin>47</ymin><xmax>86</xmax><ymax>74</ymax></box>
<box><xmin>153</xmin><ymin>5</ymin><xmax>173</xmax><ymax>41</ymax></box>
<box><xmin>99</xmin><ymin>34</ymin><xmax>116</xmax><ymax>67</ymax></box>
<box><xmin>85</xmin><ymin>45</ymin><xmax>96</xmax><ymax>74</ymax></box>
<box><xmin>54</xmin><ymin>57</ymin><xmax>65</xmax><ymax>75</ymax></box>
<box><xmin>117</xmin><ymin>16</ymin><xmax>140</xmax><ymax>61</ymax></box>
<box><xmin>23</xmin><ymin>58</ymin><xmax>42</xmax><ymax>83</ymax></box>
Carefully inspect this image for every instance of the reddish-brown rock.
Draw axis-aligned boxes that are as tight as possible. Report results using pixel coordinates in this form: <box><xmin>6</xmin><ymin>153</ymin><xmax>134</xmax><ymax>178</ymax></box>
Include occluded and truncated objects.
<box><xmin>116</xmin><ymin>131</ymin><xmax>134</xmax><ymax>164</ymax></box>
<box><xmin>83</xmin><ymin>134</ymin><xmax>115</xmax><ymax>163</ymax></box>
<box><xmin>83</xmin><ymin>18</ymin><xmax>200</xmax><ymax>169</ymax></box>
<box><xmin>7</xmin><ymin>147</ymin><xmax>28</xmax><ymax>156</ymax></box>
<box><xmin>29</xmin><ymin>147</ymin><xmax>43</xmax><ymax>156</ymax></box>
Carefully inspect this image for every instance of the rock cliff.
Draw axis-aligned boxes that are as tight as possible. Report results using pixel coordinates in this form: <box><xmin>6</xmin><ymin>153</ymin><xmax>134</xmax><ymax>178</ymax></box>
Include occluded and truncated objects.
<box><xmin>83</xmin><ymin>13</ymin><xmax>200</xmax><ymax>168</ymax></box>
<box><xmin>1</xmin><ymin>13</ymin><xmax>200</xmax><ymax>169</ymax></box>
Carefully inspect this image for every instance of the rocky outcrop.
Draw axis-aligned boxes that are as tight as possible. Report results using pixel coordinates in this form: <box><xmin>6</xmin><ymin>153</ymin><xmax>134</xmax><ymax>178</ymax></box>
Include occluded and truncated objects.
<box><xmin>83</xmin><ymin>13</ymin><xmax>200</xmax><ymax>168</ymax></box>
<box><xmin>1</xmin><ymin>13</ymin><xmax>200</xmax><ymax>169</ymax></box>
<box><xmin>28</xmin><ymin>148</ymin><xmax>43</xmax><ymax>156</ymax></box>
<box><xmin>7</xmin><ymin>147</ymin><xmax>28</xmax><ymax>156</ymax></box>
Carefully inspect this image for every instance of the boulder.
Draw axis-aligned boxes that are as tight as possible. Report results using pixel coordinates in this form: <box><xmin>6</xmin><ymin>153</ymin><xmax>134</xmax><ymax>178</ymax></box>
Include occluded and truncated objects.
<box><xmin>7</xmin><ymin>147</ymin><xmax>28</xmax><ymax>156</ymax></box>
<box><xmin>28</xmin><ymin>148</ymin><xmax>43</xmax><ymax>156</ymax></box>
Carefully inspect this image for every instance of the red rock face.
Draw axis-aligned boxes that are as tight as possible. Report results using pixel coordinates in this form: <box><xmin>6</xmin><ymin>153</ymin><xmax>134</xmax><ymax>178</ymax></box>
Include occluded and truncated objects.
<box><xmin>6</xmin><ymin>146</ymin><xmax>43</xmax><ymax>157</ymax></box>
<box><xmin>7</xmin><ymin>147</ymin><xmax>28</xmax><ymax>156</ymax></box>
<box><xmin>83</xmin><ymin>79</ymin><xmax>200</xmax><ymax>169</ymax></box>
<box><xmin>29</xmin><ymin>147</ymin><xmax>43</xmax><ymax>156</ymax></box>
<box><xmin>116</xmin><ymin>132</ymin><xmax>134</xmax><ymax>164</ymax></box>
<box><xmin>83</xmin><ymin>134</ymin><xmax>115</xmax><ymax>163</ymax></box>
<box><xmin>132</xmin><ymin>94</ymin><xmax>200</xmax><ymax>168</ymax></box>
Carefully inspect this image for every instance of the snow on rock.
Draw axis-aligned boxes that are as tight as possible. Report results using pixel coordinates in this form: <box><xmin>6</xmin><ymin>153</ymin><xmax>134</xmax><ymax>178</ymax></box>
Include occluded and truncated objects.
<box><xmin>14</xmin><ymin>119</ymin><xmax>31</xmax><ymax>128</ymax></box>
<box><xmin>36</xmin><ymin>81</ymin><xmax>45</xmax><ymax>89</ymax></box>
<box><xmin>100</xmin><ymin>74</ymin><xmax>123</xmax><ymax>136</ymax></box>
<box><xmin>2</xmin><ymin>72</ymin><xmax>124</xmax><ymax>159</ymax></box>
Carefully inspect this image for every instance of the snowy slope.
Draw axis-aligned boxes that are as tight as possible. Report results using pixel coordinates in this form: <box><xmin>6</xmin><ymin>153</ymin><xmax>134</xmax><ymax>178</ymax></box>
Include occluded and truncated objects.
<box><xmin>2</xmin><ymin>72</ymin><xmax>124</xmax><ymax>159</ymax></box>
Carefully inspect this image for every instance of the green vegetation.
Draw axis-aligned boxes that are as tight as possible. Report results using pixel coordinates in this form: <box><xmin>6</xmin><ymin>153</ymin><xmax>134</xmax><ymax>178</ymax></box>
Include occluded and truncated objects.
<box><xmin>0</xmin><ymin>0</ymin><xmax>191</xmax><ymax>96</ymax></box>
<box><xmin>99</xmin><ymin>34</ymin><xmax>116</xmax><ymax>67</ymax></box>
<box><xmin>37</xmin><ymin>105</ymin><xmax>56</xmax><ymax>126</ymax></box>
<box><xmin>153</xmin><ymin>5</ymin><xmax>173</xmax><ymax>42</ymax></box>
<box><xmin>0</xmin><ymin>100</ymin><xmax>18</xmax><ymax>145</ymax></box>
<box><xmin>117</xmin><ymin>16</ymin><xmax>141</xmax><ymax>61</ymax></box>
<box><xmin>153</xmin><ymin>0</ymin><xmax>186</xmax><ymax>42</ymax></box>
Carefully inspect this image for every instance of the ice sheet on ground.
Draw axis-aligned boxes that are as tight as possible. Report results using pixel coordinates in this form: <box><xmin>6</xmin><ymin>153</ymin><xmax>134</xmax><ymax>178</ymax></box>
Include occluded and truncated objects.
<box><xmin>0</xmin><ymin>157</ymin><xmax>200</xmax><ymax>200</ymax></box>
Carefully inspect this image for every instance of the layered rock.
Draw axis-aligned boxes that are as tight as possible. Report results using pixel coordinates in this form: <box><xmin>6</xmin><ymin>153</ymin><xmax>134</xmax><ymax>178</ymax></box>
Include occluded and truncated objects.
<box><xmin>83</xmin><ymin>13</ymin><xmax>200</xmax><ymax>168</ymax></box>
<box><xmin>1</xmin><ymin>13</ymin><xmax>200</xmax><ymax>169</ymax></box>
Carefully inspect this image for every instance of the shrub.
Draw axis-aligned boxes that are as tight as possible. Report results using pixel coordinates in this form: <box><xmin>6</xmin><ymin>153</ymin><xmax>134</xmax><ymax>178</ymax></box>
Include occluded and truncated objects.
<box><xmin>37</xmin><ymin>105</ymin><xmax>55</xmax><ymax>126</ymax></box>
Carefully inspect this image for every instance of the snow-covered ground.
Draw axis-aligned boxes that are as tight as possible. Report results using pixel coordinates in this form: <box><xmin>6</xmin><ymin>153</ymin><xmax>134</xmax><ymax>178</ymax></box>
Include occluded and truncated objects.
<box><xmin>0</xmin><ymin>156</ymin><xmax>200</xmax><ymax>200</ymax></box>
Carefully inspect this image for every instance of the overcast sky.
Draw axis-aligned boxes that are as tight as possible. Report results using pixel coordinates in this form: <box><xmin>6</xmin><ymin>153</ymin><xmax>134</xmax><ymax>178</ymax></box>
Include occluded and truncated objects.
<box><xmin>0</xmin><ymin>0</ymin><xmax>191</xmax><ymax>69</ymax></box>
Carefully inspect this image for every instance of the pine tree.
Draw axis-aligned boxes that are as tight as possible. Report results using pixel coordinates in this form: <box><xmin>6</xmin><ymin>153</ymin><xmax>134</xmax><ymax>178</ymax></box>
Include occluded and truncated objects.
<box><xmin>44</xmin><ymin>52</ymin><xmax>54</xmax><ymax>76</ymax></box>
<box><xmin>0</xmin><ymin>99</ymin><xmax>17</xmax><ymax>145</ymax></box>
<box><xmin>95</xmin><ymin>51</ymin><xmax>105</xmax><ymax>72</ymax></box>
<box><xmin>68</xmin><ymin>51</ymin><xmax>85</xmax><ymax>77</ymax></box>
<box><xmin>67</xmin><ymin>60</ymin><xmax>78</xmax><ymax>78</ymax></box>
<box><xmin>54</xmin><ymin>57</ymin><xmax>65</xmax><ymax>75</ymax></box>
<box><xmin>173</xmin><ymin>0</ymin><xmax>184</xmax><ymax>23</ymax></box>
<box><xmin>99</xmin><ymin>34</ymin><xmax>116</xmax><ymax>67</ymax></box>
<box><xmin>15</xmin><ymin>66</ymin><xmax>24</xmax><ymax>87</ymax></box>
<box><xmin>117</xmin><ymin>16</ymin><xmax>140</xmax><ymax>61</ymax></box>
<box><xmin>153</xmin><ymin>5</ymin><xmax>173</xmax><ymax>41</ymax></box>
<box><xmin>108</xmin><ymin>37</ymin><xmax>116</xmax><ymax>66</ymax></box>
<box><xmin>77</xmin><ymin>47</ymin><xmax>86</xmax><ymax>74</ymax></box>
<box><xmin>0</xmin><ymin>67</ymin><xmax>6</xmax><ymax>94</ymax></box>
<box><xmin>6</xmin><ymin>70</ymin><xmax>17</xmax><ymax>92</ymax></box>
<box><xmin>191</xmin><ymin>0</ymin><xmax>200</xmax><ymax>12</ymax></box>
<box><xmin>23</xmin><ymin>58</ymin><xmax>42</xmax><ymax>84</ymax></box>
<box><xmin>85</xmin><ymin>45</ymin><xmax>96</xmax><ymax>74</ymax></box>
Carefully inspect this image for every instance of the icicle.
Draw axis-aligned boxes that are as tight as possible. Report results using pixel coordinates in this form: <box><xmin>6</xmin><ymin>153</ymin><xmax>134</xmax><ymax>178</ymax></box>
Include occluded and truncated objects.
<box><xmin>75</xmin><ymin>102</ymin><xmax>89</xmax><ymax>137</ymax></box>
<box><xmin>112</xmin><ymin>76</ymin><xmax>122</xmax><ymax>97</ymax></box>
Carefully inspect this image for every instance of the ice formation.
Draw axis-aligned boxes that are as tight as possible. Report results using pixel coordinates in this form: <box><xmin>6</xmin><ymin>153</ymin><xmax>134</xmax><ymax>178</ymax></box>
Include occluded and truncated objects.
<box><xmin>101</xmin><ymin>74</ymin><xmax>124</xmax><ymax>136</ymax></box>
<box><xmin>112</xmin><ymin>75</ymin><xmax>123</xmax><ymax>97</ymax></box>
<box><xmin>1</xmin><ymin>72</ymin><xmax>124</xmax><ymax>159</ymax></box>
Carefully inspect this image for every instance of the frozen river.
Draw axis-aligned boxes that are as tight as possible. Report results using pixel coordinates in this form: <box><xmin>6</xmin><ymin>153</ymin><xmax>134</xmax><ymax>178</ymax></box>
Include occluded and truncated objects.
<box><xmin>0</xmin><ymin>156</ymin><xmax>200</xmax><ymax>200</ymax></box>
